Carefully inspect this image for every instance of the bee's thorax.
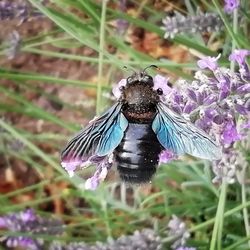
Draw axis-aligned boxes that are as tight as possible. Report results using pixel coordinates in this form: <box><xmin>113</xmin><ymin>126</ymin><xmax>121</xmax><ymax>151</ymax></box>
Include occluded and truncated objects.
<box><xmin>121</xmin><ymin>83</ymin><xmax>159</xmax><ymax>123</ymax></box>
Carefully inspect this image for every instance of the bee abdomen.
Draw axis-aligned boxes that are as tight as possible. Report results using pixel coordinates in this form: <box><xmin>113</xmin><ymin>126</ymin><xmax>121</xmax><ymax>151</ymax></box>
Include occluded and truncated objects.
<box><xmin>114</xmin><ymin>123</ymin><xmax>162</xmax><ymax>183</ymax></box>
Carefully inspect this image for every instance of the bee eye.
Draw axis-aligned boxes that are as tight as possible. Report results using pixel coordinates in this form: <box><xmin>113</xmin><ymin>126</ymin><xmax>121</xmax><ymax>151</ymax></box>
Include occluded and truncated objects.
<box><xmin>157</xmin><ymin>88</ymin><xmax>163</xmax><ymax>95</ymax></box>
<box><xmin>119</xmin><ymin>86</ymin><xmax>125</xmax><ymax>91</ymax></box>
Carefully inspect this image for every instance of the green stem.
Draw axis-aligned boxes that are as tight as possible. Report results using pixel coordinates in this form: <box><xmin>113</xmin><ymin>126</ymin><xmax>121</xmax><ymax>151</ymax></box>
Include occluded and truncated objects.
<box><xmin>212</xmin><ymin>0</ymin><xmax>241</xmax><ymax>48</ymax></box>
<box><xmin>162</xmin><ymin>199</ymin><xmax>250</xmax><ymax>243</ymax></box>
<box><xmin>224</xmin><ymin>235</ymin><xmax>250</xmax><ymax>250</ymax></box>
<box><xmin>0</xmin><ymin>120</ymin><xmax>84</xmax><ymax>188</ymax></box>
<box><xmin>210</xmin><ymin>180</ymin><xmax>227</xmax><ymax>250</ymax></box>
<box><xmin>102</xmin><ymin>201</ymin><xmax>112</xmax><ymax>238</ymax></box>
<box><xmin>241</xmin><ymin>164</ymin><xmax>250</xmax><ymax>248</ymax></box>
<box><xmin>96</xmin><ymin>0</ymin><xmax>108</xmax><ymax>115</ymax></box>
<box><xmin>230</xmin><ymin>8</ymin><xmax>238</xmax><ymax>71</ymax></box>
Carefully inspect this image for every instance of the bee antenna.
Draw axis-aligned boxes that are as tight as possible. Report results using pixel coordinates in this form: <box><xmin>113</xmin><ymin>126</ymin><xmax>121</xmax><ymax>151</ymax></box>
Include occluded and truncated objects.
<box><xmin>142</xmin><ymin>65</ymin><xmax>158</xmax><ymax>75</ymax></box>
<box><xmin>123</xmin><ymin>66</ymin><xmax>137</xmax><ymax>76</ymax></box>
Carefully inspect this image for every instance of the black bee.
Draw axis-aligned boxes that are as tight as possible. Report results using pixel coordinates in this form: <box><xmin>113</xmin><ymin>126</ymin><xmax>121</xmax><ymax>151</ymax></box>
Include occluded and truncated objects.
<box><xmin>61</xmin><ymin>66</ymin><xmax>221</xmax><ymax>183</ymax></box>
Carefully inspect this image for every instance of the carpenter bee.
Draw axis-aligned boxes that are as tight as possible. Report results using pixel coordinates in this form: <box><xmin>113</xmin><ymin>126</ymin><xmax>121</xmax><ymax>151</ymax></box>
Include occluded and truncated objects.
<box><xmin>61</xmin><ymin>66</ymin><xmax>221</xmax><ymax>183</ymax></box>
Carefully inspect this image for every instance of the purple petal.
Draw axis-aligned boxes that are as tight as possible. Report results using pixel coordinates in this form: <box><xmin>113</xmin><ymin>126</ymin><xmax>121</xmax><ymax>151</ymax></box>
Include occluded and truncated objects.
<box><xmin>85</xmin><ymin>176</ymin><xmax>100</xmax><ymax>190</ymax></box>
<box><xmin>245</xmin><ymin>99</ymin><xmax>250</xmax><ymax>112</ymax></box>
<box><xmin>229</xmin><ymin>49</ymin><xmax>250</xmax><ymax>66</ymax></box>
<box><xmin>0</xmin><ymin>217</ymin><xmax>6</xmax><ymax>228</ymax></box>
<box><xmin>235</xmin><ymin>104</ymin><xmax>248</xmax><ymax>115</ymax></box>
<box><xmin>173</xmin><ymin>92</ymin><xmax>184</xmax><ymax>105</ymax></box>
<box><xmin>153</xmin><ymin>74</ymin><xmax>172</xmax><ymax>96</ymax></box>
<box><xmin>224</xmin><ymin>0</ymin><xmax>240</xmax><ymax>13</ymax></box>
<box><xmin>197</xmin><ymin>55</ymin><xmax>220</xmax><ymax>71</ymax></box>
<box><xmin>236</xmin><ymin>84</ymin><xmax>250</xmax><ymax>94</ymax></box>
<box><xmin>213</xmin><ymin>115</ymin><xmax>224</xmax><ymax>125</ymax></box>
<box><xmin>239</xmin><ymin>64</ymin><xmax>250</xmax><ymax>80</ymax></box>
<box><xmin>186</xmin><ymin>88</ymin><xmax>197</xmax><ymax>102</ymax></box>
<box><xmin>241</xmin><ymin>120</ymin><xmax>250</xmax><ymax>129</ymax></box>
<box><xmin>7</xmin><ymin>238</ymin><xmax>18</xmax><ymax>248</ymax></box>
<box><xmin>61</xmin><ymin>158</ymin><xmax>86</xmax><ymax>177</ymax></box>
<box><xmin>88</xmin><ymin>155</ymin><xmax>106</xmax><ymax>164</ymax></box>
<box><xmin>20</xmin><ymin>209</ymin><xmax>36</xmax><ymax>222</ymax></box>
<box><xmin>220</xmin><ymin>78</ymin><xmax>230</xmax><ymax>92</ymax></box>
<box><xmin>219</xmin><ymin>89</ymin><xmax>230</xmax><ymax>101</ymax></box>
<box><xmin>112</xmin><ymin>78</ymin><xmax>126</xmax><ymax>99</ymax></box>
<box><xmin>176</xmin><ymin>247</ymin><xmax>196</xmax><ymax>250</ymax></box>
<box><xmin>171</xmin><ymin>104</ymin><xmax>183</xmax><ymax>114</ymax></box>
<box><xmin>196</xmin><ymin>118</ymin><xmax>212</xmax><ymax>131</ymax></box>
<box><xmin>159</xmin><ymin>149</ymin><xmax>176</xmax><ymax>164</ymax></box>
<box><xmin>203</xmin><ymin>94</ymin><xmax>218</xmax><ymax>105</ymax></box>
<box><xmin>19</xmin><ymin>238</ymin><xmax>39</xmax><ymax>249</ymax></box>
<box><xmin>183</xmin><ymin>101</ymin><xmax>197</xmax><ymax>114</ymax></box>
<box><xmin>221</xmin><ymin>121</ymin><xmax>241</xmax><ymax>144</ymax></box>
<box><xmin>204</xmin><ymin>108</ymin><xmax>217</xmax><ymax>120</ymax></box>
<box><xmin>85</xmin><ymin>166</ymin><xmax>108</xmax><ymax>190</ymax></box>
<box><xmin>197</xmin><ymin>91</ymin><xmax>206</xmax><ymax>105</ymax></box>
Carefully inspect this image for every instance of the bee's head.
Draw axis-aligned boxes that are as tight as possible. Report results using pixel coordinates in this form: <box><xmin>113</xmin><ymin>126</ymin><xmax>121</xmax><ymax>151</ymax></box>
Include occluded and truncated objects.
<box><xmin>126</xmin><ymin>65</ymin><xmax>156</xmax><ymax>87</ymax></box>
<box><xmin>120</xmin><ymin>65</ymin><xmax>160</xmax><ymax>106</ymax></box>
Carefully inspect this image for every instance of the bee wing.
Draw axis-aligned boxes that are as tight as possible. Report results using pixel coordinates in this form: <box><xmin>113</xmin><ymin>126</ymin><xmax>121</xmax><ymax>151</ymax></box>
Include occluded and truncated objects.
<box><xmin>61</xmin><ymin>103</ymin><xmax>128</xmax><ymax>162</ymax></box>
<box><xmin>152</xmin><ymin>102</ymin><xmax>222</xmax><ymax>160</ymax></box>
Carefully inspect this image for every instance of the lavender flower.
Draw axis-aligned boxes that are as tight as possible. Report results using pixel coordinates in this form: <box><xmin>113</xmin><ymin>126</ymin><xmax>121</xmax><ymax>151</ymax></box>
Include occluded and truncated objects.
<box><xmin>229</xmin><ymin>49</ymin><xmax>250</xmax><ymax>80</ymax></box>
<box><xmin>197</xmin><ymin>54</ymin><xmax>220</xmax><ymax>71</ymax></box>
<box><xmin>162</xmin><ymin>11</ymin><xmax>223</xmax><ymax>39</ymax></box>
<box><xmin>49</xmin><ymin>229</ymin><xmax>162</xmax><ymax>250</ymax></box>
<box><xmin>0</xmin><ymin>208</ymin><xmax>64</xmax><ymax>250</ymax></box>
<box><xmin>61</xmin><ymin>154</ymin><xmax>112</xmax><ymax>190</ymax></box>
<box><xmin>0</xmin><ymin>0</ymin><xmax>43</xmax><ymax>24</ymax></box>
<box><xmin>155</xmin><ymin>50</ymin><xmax>250</xmax><ymax>184</ymax></box>
<box><xmin>229</xmin><ymin>49</ymin><xmax>250</xmax><ymax>66</ymax></box>
<box><xmin>212</xmin><ymin>148</ymin><xmax>248</xmax><ymax>184</ymax></box>
<box><xmin>84</xmin><ymin>156</ymin><xmax>111</xmax><ymax>190</ymax></box>
<box><xmin>116</xmin><ymin>0</ymin><xmax>129</xmax><ymax>35</ymax></box>
<box><xmin>7</xmin><ymin>139</ymin><xmax>25</xmax><ymax>152</ymax></box>
<box><xmin>167</xmin><ymin>215</ymin><xmax>190</xmax><ymax>249</ymax></box>
<box><xmin>224</xmin><ymin>0</ymin><xmax>240</xmax><ymax>14</ymax></box>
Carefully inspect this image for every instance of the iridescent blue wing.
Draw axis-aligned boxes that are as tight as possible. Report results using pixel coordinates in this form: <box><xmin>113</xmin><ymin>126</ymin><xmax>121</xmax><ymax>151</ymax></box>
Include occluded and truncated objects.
<box><xmin>61</xmin><ymin>103</ymin><xmax>128</xmax><ymax>162</ymax></box>
<box><xmin>152</xmin><ymin>102</ymin><xmax>222</xmax><ymax>160</ymax></box>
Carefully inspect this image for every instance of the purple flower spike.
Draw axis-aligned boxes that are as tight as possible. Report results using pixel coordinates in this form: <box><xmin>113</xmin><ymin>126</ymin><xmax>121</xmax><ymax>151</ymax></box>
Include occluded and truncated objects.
<box><xmin>224</xmin><ymin>0</ymin><xmax>240</xmax><ymax>14</ymax></box>
<box><xmin>197</xmin><ymin>54</ymin><xmax>220</xmax><ymax>71</ymax></box>
<box><xmin>229</xmin><ymin>49</ymin><xmax>250</xmax><ymax>66</ymax></box>
<box><xmin>0</xmin><ymin>208</ymin><xmax>64</xmax><ymax>250</ymax></box>
<box><xmin>167</xmin><ymin>215</ymin><xmax>190</xmax><ymax>249</ymax></box>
